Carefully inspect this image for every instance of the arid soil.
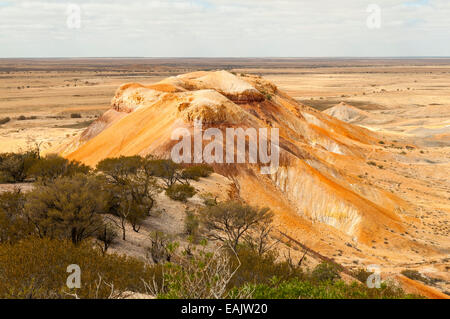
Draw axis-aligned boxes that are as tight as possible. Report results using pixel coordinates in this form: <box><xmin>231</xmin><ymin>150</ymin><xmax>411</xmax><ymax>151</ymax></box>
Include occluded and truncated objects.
<box><xmin>0</xmin><ymin>58</ymin><xmax>448</xmax><ymax>297</ymax></box>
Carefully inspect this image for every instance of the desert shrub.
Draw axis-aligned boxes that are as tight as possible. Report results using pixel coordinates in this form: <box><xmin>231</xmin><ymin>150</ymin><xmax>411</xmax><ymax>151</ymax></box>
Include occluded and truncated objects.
<box><xmin>0</xmin><ymin>117</ymin><xmax>10</xmax><ymax>125</ymax></box>
<box><xmin>27</xmin><ymin>154</ymin><xmax>90</xmax><ymax>184</ymax></box>
<box><xmin>352</xmin><ymin>268</ymin><xmax>374</xmax><ymax>283</ymax></box>
<box><xmin>200</xmin><ymin>193</ymin><xmax>218</xmax><ymax>206</ymax></box>
<box><xmin>181</xmin><ymin>164</ymin><xmax>214</xmax><ymax>181</ymax></box>
<box><xmin>126</xmin><ymin>207</ymin><xmax>147</xmax><ymax>233</ymax></box>
<box><xmin>95</xmin><ymin>223</ymin><xmax>118</xmax><ymax>254</ymax></box>
<box><xmin>70</xmin><ymin>113</ymin><xmax>82</xmax><ymax>118</ymax></box>
<box><xmin>236</xmin><ymin>278</ymin><xmax>420</xmax><ymax>299</ymax></box>
<box><xmin>165</xmin><ymin>184</ymin><xmax>196</xmax><ymax>202</ymax></box>
<box><xmin>0</xmin><ymin>189</ymin><xmax>34</xmax><ymax>244</ymax></box>
<box><xmin>367</xmin><ymin>161</ymin><xmax>377</xmax><ymax>166</ymax></box>
<box><xmin>401</xmin><ymin>269</ymin><xmax>433</xmax><ymax>285</ymax></box>
<box><xmin>229</xmin><ymin>247</ymin><xmax>305</xmax><ymax>288</ymax></box>
<box><xmin>156</xmin><ymin>246</ymin><xmax>239</xmax><ymax>299</ymax></box>
<box><xmin>0</xmin><ymin>237</ymin><xmax>155</xmax><ymax>298</ymax></box>
<box><xmin>147</xmin><ymin>231</ymin><xmax>176</xmax><ymax>264</ymax></box>
<box><xmin>200</xmin><ymin>201</ymin><xmax>273</xmax><ymax>250</ymax></box>
<box><xmin>310</xmin><ymin>262</ymin><xmax>341</xmax><ymax>282</ymax></box>
<box><xmin>25</xmin><ymin>174</ymin><xmax>109</xmax><ymax>245</ymax></box>
<box><xmin>16</xmin><ymin>115</ymin><xmax>37</xmax><ymax>120</ymax></box>
<box><xmin>184</xmin><ymin>209</ymin><xmax>200</xmax><ymax>240</ymax></box>
<box><xmin>0</xmin><ymin>150</ymin><xmax>39</xmax><ymax>183</ymax></box>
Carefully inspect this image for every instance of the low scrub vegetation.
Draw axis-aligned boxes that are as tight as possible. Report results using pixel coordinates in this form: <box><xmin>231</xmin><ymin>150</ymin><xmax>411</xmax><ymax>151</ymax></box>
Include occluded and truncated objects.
<box><xmin>401</xmin><ymin>269</ymin><xmax>441</xmax><ymax>286</ymax></box>
<box><xmin>165</xmin><ymin>184</ymin><xmax>196</xmax><ymax>202</ymax></box>
<box><xmin>235</xmin><ymin>277</ymin><xmax>419</xmax><ymax>299</ymax></box>
<box><xmin>0</xmin><ymin>237</ymin><xmax>153</xmax><ymax>298</ymax></box>
<box><xmin>0</xmin><ymin>149</ymin><xmax>40</xmax><ymax>183</ymax></box>
<box><xmin>0</xmin><ymin>151</ymin><xmax>421</xmax><ymax>299</ymax></box>
<box><xmin>0</xmin><ymin>117</ymin><xmax>10</xmax><ymax>125</ymax></box>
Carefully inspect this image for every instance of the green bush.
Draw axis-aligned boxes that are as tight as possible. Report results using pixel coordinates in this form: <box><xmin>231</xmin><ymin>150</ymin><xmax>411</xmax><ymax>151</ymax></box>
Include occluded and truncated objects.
<box><xmin>229</xmin><ymin>247</ymin><xmax>305</xmax><ymax>289</ymax></box>
<box><xmin>184</xmin><ymin>209</ymin><xmax>200</xmax><ymax>240</ymax></box>
<box><xmin>25</xmin><ymin>174</ymin><xmax>109</xmax><ymax>245</ymax></box>
<box><xmin>0</xmin><ymin>190</ymin><xmax>33</xmax><ymax>244</ymax></box>
<box><xmin>145</xmin><ymin>158</ymin><xmax>181</xmax><ymax>188</ymax></box>
<box><xmin>310</xmin><ymin>262</ymin><xmax>341</xmax><ymax>282</ymax></box>
<box><xmin>200</xmin><ymin>193</ymin><xmax>218</xmax><ymax>206</ymax></box>
<box><xmin>165</xmin><ymin>184</ymin><xmax>196</xmax><ymax>202</ymax></box>
<box><xmin>401</xmin><ymin>269</ymin><xmax>435</xmax><ymax>285</ymax></box>
<box><xmin>0</xmin><ymin>150</ymin><xmax>39</xmax><ymax>183</ymax></box>
<box><xmin>236</xmin><ymin>278</ymin><xmax>421</xmax><ymax>299</ymax></box>
<box><xmin>96</xmin><ymin>156</ymin><xmax>143</xmax><ymax>182</ymax></box>
<box><xmin>70</xmin><ymin>113</ymin><xmax>82</xmax><ymax>118</ymax></box>
<box><xmin>27</xmin><ymin>154</ymin><xmax>90</xmax><ymax>184</ymax></box>
<box><xmin>352</xmin><ymin>268</ymin><xmax>373</xmax><ymax>283</ymax></box>
<box><xmin>181</xmin><ymin>164</ymin><xmax>214</xmax><ymax>181</ymax></box>
<box><xmin>0</xmin><ymin>237</ymin><xmax>155</xmax><ymax>298</ymax></box>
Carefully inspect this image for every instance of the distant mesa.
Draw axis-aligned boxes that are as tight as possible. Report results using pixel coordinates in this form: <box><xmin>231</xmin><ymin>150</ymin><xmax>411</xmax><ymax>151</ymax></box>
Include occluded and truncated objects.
<box><xmin>323</xmin><ymin>102</ymin><xmax>370</xmax><ymax>123</ymax></box>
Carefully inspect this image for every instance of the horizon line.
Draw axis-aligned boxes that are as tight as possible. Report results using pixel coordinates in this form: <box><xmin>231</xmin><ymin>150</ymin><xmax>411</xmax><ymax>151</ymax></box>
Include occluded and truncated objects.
<box><xmin>1</xmin><ymin>56</ymin><xmax>450</xmax><ymax>60</ymax></box>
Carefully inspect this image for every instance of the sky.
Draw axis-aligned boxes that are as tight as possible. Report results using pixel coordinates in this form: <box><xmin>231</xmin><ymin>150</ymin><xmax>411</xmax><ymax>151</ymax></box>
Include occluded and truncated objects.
<box><xmin>0</xmin><ymin>0</ymin><xmax>449</xmax><ymax>58</ymax></box>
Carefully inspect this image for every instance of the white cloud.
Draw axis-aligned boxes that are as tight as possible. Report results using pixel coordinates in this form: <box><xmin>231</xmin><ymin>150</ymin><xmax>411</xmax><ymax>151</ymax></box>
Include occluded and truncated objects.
<box><xmin>0</xmin><ymin>0</ymin><xmax>449</xmax><ymax>57</ymax></box>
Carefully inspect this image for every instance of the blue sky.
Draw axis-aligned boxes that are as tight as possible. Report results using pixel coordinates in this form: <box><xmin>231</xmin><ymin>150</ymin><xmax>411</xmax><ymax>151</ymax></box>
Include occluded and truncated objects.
<box><xmin>0</xmin><ymin>0</ymin><xmax>449</xmax><ymax>57</ymax></box>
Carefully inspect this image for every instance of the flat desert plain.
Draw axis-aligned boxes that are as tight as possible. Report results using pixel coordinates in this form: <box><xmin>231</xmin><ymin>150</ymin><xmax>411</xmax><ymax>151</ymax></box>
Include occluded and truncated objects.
<box><xmin>0</xmin><ymin>58</ymin><xmax>449</xmax><ymax>294</ymax></box>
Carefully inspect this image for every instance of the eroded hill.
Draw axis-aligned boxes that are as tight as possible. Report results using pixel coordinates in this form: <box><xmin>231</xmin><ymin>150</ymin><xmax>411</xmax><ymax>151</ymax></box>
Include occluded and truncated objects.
<box><xmin>60</xmin><ymin>71</ymin><xmax>449</xmax><ymax>295</ymax></box>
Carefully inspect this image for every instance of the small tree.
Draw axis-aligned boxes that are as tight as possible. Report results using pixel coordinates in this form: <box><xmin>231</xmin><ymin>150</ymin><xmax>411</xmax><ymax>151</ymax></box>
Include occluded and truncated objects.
<box><xmin>244</xmin><ymin>223</ymin><xmax>278</xmax><ymax>257</ymax></box>
<box><xmin>127</xmin><ymin>204</ymin><xmax>148</xmax><ymax>233</ymax></box>
<box><xmin>97</xmin><ymin>156</ymin><xmax>161</xmax><ymax>240</ymax></box>
<box><xmin>146</xmin><ymin>158</ymin><xmax>181</xmax><ymax>188</ymax></box>
<box><xmin>97</xmin><ymin>156</ymin><xmax>160</xmax><ymax>213</ymax></box>
<box><xmin>25</xmin><ymin>174</ymin><xmax>108</xmax><ymax>245</ymax></box>
<box><xmin>27</xmin><ymin>154</ymin><xmax>90</xmax><ymax>184</ymax></box>
<box><xmin>0</xmin><ymin>150</ymin><xmax>39</xmax><ymax>183</ymax></box>
<box><xmin>200</xmin><ymin>201</ymin><xmax>274</xmax><ymax>250</ymax></box>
